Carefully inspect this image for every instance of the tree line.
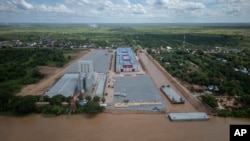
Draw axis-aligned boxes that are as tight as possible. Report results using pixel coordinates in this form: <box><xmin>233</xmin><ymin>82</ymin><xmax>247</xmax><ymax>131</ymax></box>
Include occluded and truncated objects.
<box><xmin>0</xmin><ymin>94</ymin><xmax>104</xmax><ymax>116</ymax></box>
<box><xmin>0</xmin><ymin>49</ymin><xmax>69</xmax><ymax>95</ymax></box>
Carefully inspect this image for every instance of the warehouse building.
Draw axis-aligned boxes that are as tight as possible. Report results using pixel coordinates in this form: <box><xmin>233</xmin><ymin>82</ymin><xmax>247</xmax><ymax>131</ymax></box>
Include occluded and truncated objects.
<box><xmin>115</xmin><ymin>47</ymin><xmax>139</xmax><ymax>72</ymax></box>
<box><xmin>45</xmin><ymin>60</ymin><xmax>95</xmax><ymax>97</ymax></box>
<box><xmin>44</xmin><ymin>73</ymin><xmax>79</xmax><ymax>97</ymax></box>
<box><xmin>67</xmin><ymin>50</ymin><xmax>112</xmax><ymax>73</ymax></box>
<box><xmin>45</xmin><ymin>50</ymin><xmax>111</xmax><ymax>98</ymax></box>
<box><xmin>94</xmin><ymin>73</ymin><xmax>107</xmax><ymax>96</ymax></box>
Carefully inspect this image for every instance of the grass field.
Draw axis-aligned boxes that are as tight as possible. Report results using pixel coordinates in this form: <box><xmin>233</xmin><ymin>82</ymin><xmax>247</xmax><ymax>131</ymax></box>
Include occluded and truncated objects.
<box><xmin>0</xmin><ymin>23</ymin><xmax>250</xmax><ymax>49</ymax></box>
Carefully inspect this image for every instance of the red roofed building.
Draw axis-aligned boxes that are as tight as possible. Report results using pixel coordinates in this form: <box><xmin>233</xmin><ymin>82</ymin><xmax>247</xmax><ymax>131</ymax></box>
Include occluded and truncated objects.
<box><xmin>192</xmin><ymin>85</ymin><xmax>204</xmax><ymax>93</ymax></box>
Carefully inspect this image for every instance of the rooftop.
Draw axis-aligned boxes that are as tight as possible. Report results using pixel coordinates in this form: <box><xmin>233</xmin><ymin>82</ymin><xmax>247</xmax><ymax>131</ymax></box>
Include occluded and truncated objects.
<box><xmin>45</xmin><ymin>73</ymin><xmax>78</xmax><ymax>97</ymax></box>
<box><xmin>94</xmin><ymin>73</ymin><xmax>107</xmax><ymax>96</ymax></box>
<box><xmin>67</xmin><ymin>49</ymin><xmax>112</xmax><ymax>73</ymax></box>
<box><xmin>116</xmin><ymin>47</ymin><xmax>139</xmax><ymax>66</ymax></box>
<box><xmin>192</xmin><ymin>85</ymin><xmax>203</xmax><ymax>92</ymax></box>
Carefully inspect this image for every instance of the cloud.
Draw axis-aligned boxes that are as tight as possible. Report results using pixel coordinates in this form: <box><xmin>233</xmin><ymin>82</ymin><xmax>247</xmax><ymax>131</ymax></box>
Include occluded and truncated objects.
<box><xmin>0</xmin><ymin>1</ymin><xmax>15</xmax><ymax>12</ymax></box>
<box><xmin>132</xmin><ymin>4</ymin><xmax>146</xmax><ymax>14</ymax></box>
<box><xmin>122</xmin><ymin>0</ymin><xmax>131</xmax><ymax>5</ymax></box>
<box><xmin>185</xmin><ymin>2</ymin><xmax>205</xmax><ymax>10</ymax></box>
<box><xmin>223</xmin><ymin>7</ymin><xmax>240</xmax><ymax>15</ymax></box>
<box><xmin>203</xmin><ymin>0</ymin><xmax>249</xmax><ymax>16</ymax></box>
<box><xmin>100</xmin><ymin>1</ymin><xmax>115</xmax><ymax>10</ymax></box>
<box><xmin>0</xmin><ymin>0</ymin><xmax>35</xmax><ymax>12</ymax></box>
<box><xmin>153</xmin><ymin>0</ymin><xmax>205</xmax><ymax>10</ymax></box>
<box><xmin>38</xmin><ymin>4</ymin><xmax>75</xmax><ymax>14</ymax></box>
<box><xmin>17</xmin><ymin>0</ymin><xmax>34</xmax><ymax>10</ymax></box>
<box><xmin>0</xmin><ymin>0</ymin><xmax>250</xmax><ymax>23</ymax></box>
<box><xmin>73</xmin><ymin>0</ymin><xmax>145</xmax><ymax>16</ymax></box>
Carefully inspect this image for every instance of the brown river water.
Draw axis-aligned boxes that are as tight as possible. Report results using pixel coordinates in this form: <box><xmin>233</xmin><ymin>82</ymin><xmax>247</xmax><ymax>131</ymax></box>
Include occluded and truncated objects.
<box><xmin>0</xmin><ymin>114</ymin><xmax>250</xmax><ymax>141</ymax></box>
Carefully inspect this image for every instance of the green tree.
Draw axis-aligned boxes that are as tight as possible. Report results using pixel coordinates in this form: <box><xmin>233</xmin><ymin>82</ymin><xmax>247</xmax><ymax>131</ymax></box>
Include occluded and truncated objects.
<box><xmin>240</xmin><ymin>95</ymin><xmax>250</xmax><ymax>107</ymax></box>
<box><xmin>85</xmin><ymin>95</ymin><xmax>92</xmax><ymax>101</ymax></box>
<box><xmin>201</xmin><ymin>95</ymin><xmax>218</xmax><ymax>108</ymax></box>
<box><xmin>50</xmin><ymin>94</ymin><xmax>66</xmax><ymax>106</ymax></box>
<box><xmin>101</xmin><ymin>97</ymin><xmax>106</xmax><ymax>103</ymax></box>
<box><xmin>93</xmin><ymin>96</ymin><xmax>100</xmax><ymax>103</ymax></box>
<box><xmin>0</xmin><ymin>93</ymin><xmax>13</xmax><ymax>105</ymax></box>
<box><xmin>42</xmin><ymin>105</ymin><xmax>66</xmax><ymax>115</ymax></box>
<box><xmin>83</xmin><ymin>101</ymin><xmax>103</xmax><ymax>114</ymax></box>
<box><xmin>12</xmin><ymin>95</ymin><xmax>37</xmax><ymax>114</ymax></box>
<box><xmin>0</xmin><ymin>92</ymin><xmax>13</xmax><ymax>111</ymax></box>
<box><xmin>32</xmin><ymin>69</ymin><xmax>44</xmax><ymax>79</ymax></box>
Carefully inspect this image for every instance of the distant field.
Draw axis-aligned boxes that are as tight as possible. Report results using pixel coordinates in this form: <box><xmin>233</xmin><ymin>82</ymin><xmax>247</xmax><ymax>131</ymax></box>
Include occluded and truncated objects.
<box><xmin>0</xmin><ymin>23</ymin><xmax>250</xmax><ymax>48</ymax></box>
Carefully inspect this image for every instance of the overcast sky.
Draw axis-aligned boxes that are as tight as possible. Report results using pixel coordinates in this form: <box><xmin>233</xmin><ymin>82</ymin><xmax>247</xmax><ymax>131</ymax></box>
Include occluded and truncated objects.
<box><xmin>0</xmin><ymin>0</ymin><xmax>249</xmax><ymax>23</ymax></box>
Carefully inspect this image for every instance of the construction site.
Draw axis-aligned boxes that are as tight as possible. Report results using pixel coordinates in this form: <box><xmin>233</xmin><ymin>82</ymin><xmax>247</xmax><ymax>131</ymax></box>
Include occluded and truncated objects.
<box><xmin>44</xmin><ymin>47</ymin><xmax>210</xmax><ymax>120</ymax></box>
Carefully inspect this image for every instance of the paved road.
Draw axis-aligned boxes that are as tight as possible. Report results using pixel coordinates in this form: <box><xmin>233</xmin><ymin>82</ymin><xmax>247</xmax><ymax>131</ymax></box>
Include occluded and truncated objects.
<box><xmin>139</xmin><ymin>52</ymin><xmax>197</xmax><ymax>113</ymax></box>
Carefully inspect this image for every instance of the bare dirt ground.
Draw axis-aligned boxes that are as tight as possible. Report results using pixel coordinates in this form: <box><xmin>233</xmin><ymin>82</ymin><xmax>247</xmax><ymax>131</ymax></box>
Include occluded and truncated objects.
<box><xmin>216</xmin><ymin>96</ymin><xmax>241</xmax><ymax>108</ymax></box>
<box><xmin>17</xmin><ymin>50</ymin><xmax>90</xmax><ymax>96</ymax></box>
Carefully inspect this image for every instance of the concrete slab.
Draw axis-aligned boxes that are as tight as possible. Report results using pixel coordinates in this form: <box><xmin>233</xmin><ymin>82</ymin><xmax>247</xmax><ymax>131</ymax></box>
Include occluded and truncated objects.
<box><xmin>111</xmin><ymin>74</ymin><xmax>166</xmax><ymax>111</ymax></box>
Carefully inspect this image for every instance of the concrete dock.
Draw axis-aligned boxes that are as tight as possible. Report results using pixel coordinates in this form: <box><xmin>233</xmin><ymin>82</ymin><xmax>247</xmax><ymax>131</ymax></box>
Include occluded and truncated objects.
<box><xmin>167</xmin><ymin>112</ymin><xmax>209</xmax><ymax>121</ymax></box>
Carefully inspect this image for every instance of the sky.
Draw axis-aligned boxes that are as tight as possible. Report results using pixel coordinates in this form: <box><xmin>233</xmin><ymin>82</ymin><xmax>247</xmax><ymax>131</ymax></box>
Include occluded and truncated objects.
<box><xmin>0</xmin><ymin>0</ymin><xmax>249</xmax><ymax>23</ymax></box>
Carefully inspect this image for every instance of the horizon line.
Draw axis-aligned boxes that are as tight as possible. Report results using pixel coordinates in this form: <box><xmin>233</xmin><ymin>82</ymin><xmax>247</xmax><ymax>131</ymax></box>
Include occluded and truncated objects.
<box><xmin>1</xmin><ymin>22</ymin><xmax>250</xmax><ymax>24</ymax></box>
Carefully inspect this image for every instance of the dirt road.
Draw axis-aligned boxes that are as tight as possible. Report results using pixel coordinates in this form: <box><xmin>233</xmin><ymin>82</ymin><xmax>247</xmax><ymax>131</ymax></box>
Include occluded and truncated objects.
<box><xmin>139</xmin><ymin>52</ymin><xmax>211</xmax><ymax>113</ymax></box>
<box><xmin>17</xmin><ymin>50</ymin><xmax>90</xmax><ymax>96</ymax></box>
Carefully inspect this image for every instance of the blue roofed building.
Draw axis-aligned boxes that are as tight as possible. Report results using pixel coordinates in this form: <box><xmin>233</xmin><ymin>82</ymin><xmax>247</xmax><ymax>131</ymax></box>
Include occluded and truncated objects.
<box><xmin>115</xmin><ymin>47</ymin><xmax>139</xmax><ymax>72</ymax></box>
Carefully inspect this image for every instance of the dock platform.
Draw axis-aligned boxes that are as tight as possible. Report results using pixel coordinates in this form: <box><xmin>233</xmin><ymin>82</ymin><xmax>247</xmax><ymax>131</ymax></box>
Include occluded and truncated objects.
<box><xmin>160</xmin><ymin>85</ymin><xmax>185</xmax><ymax>104</ymax></box>
<box><xmin>167</xmin><ymin>112</ymin><xmax>209</xmax><ymax>121</ymax></box>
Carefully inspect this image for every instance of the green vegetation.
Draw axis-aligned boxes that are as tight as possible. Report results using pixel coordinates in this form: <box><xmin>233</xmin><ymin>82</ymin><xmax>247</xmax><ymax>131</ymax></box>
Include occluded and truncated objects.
<box><xmin>150</xmin><ymin>49</ymin><xmax>250</xmax><ymax>96</ymax></box>
<box><xmin>0</xmin><ymin>94</ymin><xmax>104</xmax><ymax>116</ymax></box>
<box><xmin>0</xmin><ymin>94</ymin><xmax>39</xmax><ymax>115</ymax></box>
<box><xmin>83</xmin><ymin>97</ymin><xmax>104</xmax><ymax>114</ymax></box>
<box><xmin>201</xmin><ymin>95</ymin><xmax>218</xmax><ymax>108</ymax></box>
<box><xmin>0</xmin><ymin>49</ymin><xmax>70</xmax><ymax>95</ymax></box>
<box><xmin>12</xmin><ymin>95</ymin><xmax>37</xmax><ymax>114</ymax></box>
<box><xmin>217</xmin><ymin>108</ymin><xmax>250</xmax><ymax>118</ymax></box>
<box><xmin>1</xmin><ymin>23</ymin><xmax>250</xmax><ymax>49</ymax></box>
<box><xmin>49</xmin><ymin>94</ymin><xmax>67</xmax><ymax>106</ymax></box>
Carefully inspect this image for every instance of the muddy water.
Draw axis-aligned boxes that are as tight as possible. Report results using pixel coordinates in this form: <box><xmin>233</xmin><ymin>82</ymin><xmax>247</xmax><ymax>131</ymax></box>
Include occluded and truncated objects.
<box><xmin>0</xmin><ymin>114</ymin><xmax>250</xmax><ymax>141</ymax></box>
